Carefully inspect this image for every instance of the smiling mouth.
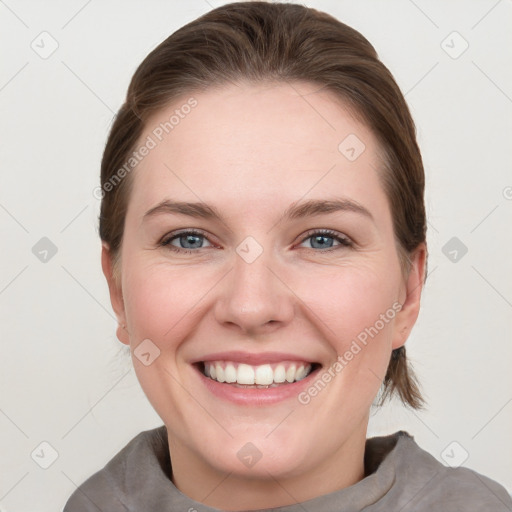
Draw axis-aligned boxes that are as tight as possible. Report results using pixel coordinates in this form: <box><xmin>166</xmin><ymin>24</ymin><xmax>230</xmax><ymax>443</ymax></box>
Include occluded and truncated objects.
<box><xmin>197</xmin><ymin>361</ymin><xmax>321</xmax><ymax>388</ymax></box>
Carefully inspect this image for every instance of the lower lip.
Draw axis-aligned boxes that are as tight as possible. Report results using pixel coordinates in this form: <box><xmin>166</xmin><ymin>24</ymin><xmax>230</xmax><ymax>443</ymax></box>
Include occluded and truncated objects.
<box><xmin>195</xmin><ymin>365</ymin><xmax>321</xmax><ymax>406</ymax></box>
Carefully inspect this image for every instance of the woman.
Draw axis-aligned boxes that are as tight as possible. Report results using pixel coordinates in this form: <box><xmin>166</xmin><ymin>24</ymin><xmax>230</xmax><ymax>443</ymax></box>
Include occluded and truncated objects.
<box><xmin>64</xmin><ymin>2</ymin><xmax>512</xmax><ymax>510</ymax></box>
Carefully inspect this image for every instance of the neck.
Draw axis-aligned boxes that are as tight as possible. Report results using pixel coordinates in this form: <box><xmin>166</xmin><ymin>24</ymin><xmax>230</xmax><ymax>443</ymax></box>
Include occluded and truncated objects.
<box><xmin>168</xmin><ymin>422</ymin><xmax>368</xmax><ymax>510</ymax></box>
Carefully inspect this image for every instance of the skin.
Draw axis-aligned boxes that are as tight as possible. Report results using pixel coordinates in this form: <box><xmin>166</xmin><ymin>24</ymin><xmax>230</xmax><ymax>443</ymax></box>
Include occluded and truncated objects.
<box><xmin>102</xmin><ymin>81</ymin><xmax>426</xmax><ymax>510</ymax></box>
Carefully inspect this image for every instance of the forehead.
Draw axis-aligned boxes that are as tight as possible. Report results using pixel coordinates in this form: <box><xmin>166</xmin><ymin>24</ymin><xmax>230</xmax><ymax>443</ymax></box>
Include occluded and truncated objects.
<box><xmin>128</xmin><ymin>81</ymin><xmax>387</xmax><ymax>220</ymax></box>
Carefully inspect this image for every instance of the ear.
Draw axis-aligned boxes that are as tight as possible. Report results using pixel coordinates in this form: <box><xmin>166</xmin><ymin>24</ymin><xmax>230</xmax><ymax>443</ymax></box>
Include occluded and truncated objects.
<box><xmin>101</xmin><ymin>242</ymin><xmax>129</xmax><ymax>345</ymax></box>
<box><xmin>391</xmin><ymin>243</ymin><xmax>427</xmax><ymax>350</ymax></box>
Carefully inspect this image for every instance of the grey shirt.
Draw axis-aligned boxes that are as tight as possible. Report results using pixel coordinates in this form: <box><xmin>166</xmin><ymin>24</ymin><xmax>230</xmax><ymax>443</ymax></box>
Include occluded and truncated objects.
<box><xmin>63</xmin><ymin>426</ymin><xmax>512</xmax><ymax>511</ymax></box>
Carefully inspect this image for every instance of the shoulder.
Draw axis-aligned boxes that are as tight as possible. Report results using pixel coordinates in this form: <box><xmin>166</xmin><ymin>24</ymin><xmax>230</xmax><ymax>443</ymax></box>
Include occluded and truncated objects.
<box><xmin>433</xmin><ymin>465</ymin><xmax>512</xmax><ymax>510</ymax></box>
<box><xmin>384</xmin><ymin>431</ymin><xmax>512</xmax><ymax>511</ymax></box>
<box><xmin>62</xmin><ymin>425</ymin><xmax>169</xmax><ymax>512</ymax></box>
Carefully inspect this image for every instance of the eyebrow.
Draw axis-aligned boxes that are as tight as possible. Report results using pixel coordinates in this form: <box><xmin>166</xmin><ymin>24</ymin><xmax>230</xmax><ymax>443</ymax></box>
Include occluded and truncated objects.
<box><xmin>143</xmin><ymin>198</ymin><xmax>374</xmax><ymax>223</ymax></box>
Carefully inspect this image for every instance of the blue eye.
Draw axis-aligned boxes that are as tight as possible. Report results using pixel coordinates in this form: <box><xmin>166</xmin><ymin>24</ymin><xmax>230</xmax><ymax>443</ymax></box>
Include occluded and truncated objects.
<box><xmin>160</xmin><ymin>228</ymin><xmax>352</xmax><ymax>254</ymax></box>
<box><xmin>161</xmin><ymin>230</ymin><xmax>212</xmax><ymax>254</ymax></box>
<box><xmin>299</xmin><ymin>229</ymin><xmax>352</xmax><ymax>251</ymax></box>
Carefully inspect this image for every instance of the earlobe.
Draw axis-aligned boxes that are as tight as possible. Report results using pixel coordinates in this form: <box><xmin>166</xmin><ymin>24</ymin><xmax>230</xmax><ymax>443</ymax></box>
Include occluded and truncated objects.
<box><xmin>101</xmin><ymin>243</ymin><xmax>130</xmax><ymax>346</ymax></box>
<box><xmin>391</xmin><ymin>243</ymin><xmax>427</xmax><ymax>350</ymax></box>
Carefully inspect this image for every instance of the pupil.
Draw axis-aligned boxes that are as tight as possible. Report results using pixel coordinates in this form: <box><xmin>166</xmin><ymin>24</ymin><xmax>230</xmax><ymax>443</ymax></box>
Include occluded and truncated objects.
<box><xmin>183</xmin><ymin>235</ymin><xmax>202</xmax><ymax>248</ymax></box>
<box><xmin>312</xmin><ymin>235</ymin><xmax>332</xmax><ymax>249</ymax></box>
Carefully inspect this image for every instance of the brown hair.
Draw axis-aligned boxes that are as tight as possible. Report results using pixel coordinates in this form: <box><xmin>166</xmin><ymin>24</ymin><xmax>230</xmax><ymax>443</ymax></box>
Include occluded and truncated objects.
<box><xmin>99</xmin><ymin>1</ymin><xmax>427</xmax><ymax>409</ymax></box>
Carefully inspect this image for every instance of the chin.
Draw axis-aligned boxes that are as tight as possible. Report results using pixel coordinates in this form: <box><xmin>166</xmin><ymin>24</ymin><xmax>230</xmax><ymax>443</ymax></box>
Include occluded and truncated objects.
<box><xmin>194</xmin><ymin>423</ymin><xmax>319</xmax><ymax>478</ymax></box>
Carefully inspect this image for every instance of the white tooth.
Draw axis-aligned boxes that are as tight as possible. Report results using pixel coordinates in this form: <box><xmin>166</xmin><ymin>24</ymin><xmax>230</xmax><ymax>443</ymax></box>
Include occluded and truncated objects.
<box><xmin>216</xmin><ymin>364</ymin><xmax>225</xmax><ymax>383</ymax></box>
<box><xmin>209</xmin><ymin>364</ymin><xmax>216</xmax><ymax>380</ymax></box>
<box><xmin>237</xmin><ymin>364</ymin><xmax>255</xmax><ymax>385</ymax></box>
<box><xmin>285</xmin><ymin>364</ymin><xmax>296</xmax><ymax>383</ymax></box>
<box><xmin>273</xmin><ymin>364</ymin><xmax>286</xmax><ymax>383</ymax></box>
<box><xmin>295</xmin><ymin>365</ymin><xmax>307</xmax><ymax>381</ymax></box>
<box><xmin>255</xmin><ymin>364</ymin><xmax>273</xmax><ymax>385</ymax></box>
<box><xmin>225</xmin><ymin>363</ymin><xmax>237</xmax><ymax>383</ymax></box>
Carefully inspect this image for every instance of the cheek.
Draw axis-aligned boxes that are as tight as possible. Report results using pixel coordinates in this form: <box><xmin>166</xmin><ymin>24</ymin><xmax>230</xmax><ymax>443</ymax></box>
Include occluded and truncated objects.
<box><xmin>296</xmin><ymin>265</ymin><xmax>398</xmax><ymax>395</ymax></box>
<box><xmin>300</xmin><ymin>264</ymin><xmax>399</xmax><ymax>341</ymax></box>
<box><xmin>121</xmin><ymin>260</ymin><xmax>209</xmax><ymax>423</ymax></box>
<box><xmin>122</xmin><ymin>257</ymin><xmax>204</xmax><ymax>341</ymax></box>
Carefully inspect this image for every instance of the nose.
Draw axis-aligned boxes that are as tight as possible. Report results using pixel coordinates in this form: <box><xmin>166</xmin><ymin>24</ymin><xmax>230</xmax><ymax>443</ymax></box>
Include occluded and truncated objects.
<box><xmin>214</xmin><ymin>245</ymin><xmax>295</xmax><ymax>336</ymax></box>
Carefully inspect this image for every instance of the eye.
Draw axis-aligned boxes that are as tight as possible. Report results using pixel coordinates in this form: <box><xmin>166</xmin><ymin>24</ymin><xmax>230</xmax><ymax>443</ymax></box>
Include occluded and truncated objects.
<box><xmin>298</xmin><ymin>229</ymin><xmax>353</xmax><ymax>251</ymax></box>
<box><xmin>159</xmin><ymin>228</ymin><xmax>353</xmax><ymax>255</ymax></box>
<box><xmin>160</xmin><ymin>229</ymin><xmax>213</xmax><ymax>254</ymax></box>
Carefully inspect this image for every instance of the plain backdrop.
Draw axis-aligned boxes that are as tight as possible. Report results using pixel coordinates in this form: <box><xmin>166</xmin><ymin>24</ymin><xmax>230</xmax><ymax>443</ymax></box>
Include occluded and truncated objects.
<box><xmin>1</xmin><ymin>1</ymin><xmax>511</xmax><ymax>510</ymax></box>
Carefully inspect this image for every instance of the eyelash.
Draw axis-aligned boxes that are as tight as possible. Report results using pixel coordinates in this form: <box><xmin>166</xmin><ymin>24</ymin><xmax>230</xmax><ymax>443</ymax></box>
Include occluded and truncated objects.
<box><xmin>159</xmin><ymin>228</ymin><xmax>353</xmax><ymax>254</ymax></box>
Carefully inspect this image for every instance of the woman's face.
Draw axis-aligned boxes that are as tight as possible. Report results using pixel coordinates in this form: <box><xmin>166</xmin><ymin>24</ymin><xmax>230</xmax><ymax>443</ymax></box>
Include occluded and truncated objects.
<box><xmin>103</xmin><ymin>81</ymin><xmax>425</xmax><ymax>490</ymax></box>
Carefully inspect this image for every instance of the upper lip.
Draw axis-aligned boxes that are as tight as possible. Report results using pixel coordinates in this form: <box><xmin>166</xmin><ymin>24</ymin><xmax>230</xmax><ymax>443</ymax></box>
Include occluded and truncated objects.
<box><xmin>191</xmin><ymin>351</ymin><xmax>318</xmax><ymax>365</ymax></box>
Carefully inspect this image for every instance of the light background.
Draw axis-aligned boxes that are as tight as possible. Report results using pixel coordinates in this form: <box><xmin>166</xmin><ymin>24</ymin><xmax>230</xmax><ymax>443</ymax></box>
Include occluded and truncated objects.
<box><xmin>0</xmin><ymin>0</ymin><xmax>511</xmax><ymax>510</ymax></box>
